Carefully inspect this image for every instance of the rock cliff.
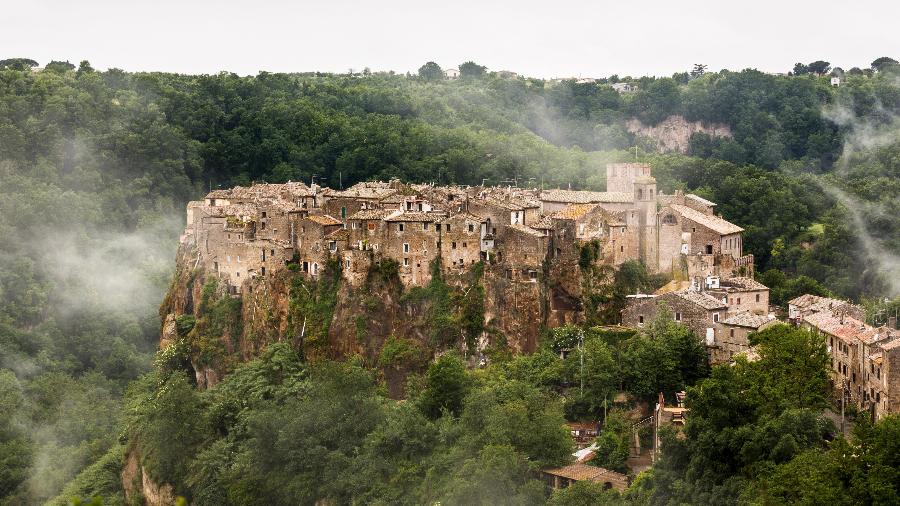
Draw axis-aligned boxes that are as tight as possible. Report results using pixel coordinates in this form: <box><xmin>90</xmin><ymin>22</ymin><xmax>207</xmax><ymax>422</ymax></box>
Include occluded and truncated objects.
<box><xmin>157</xmin><ymin>242</ymin><xmax>568</xmax><ymax>394</ymax></box>
<box><xmin>626</xmin><ymin>115</ymin><xmax>732</xmax><ymax>153</ymax></box>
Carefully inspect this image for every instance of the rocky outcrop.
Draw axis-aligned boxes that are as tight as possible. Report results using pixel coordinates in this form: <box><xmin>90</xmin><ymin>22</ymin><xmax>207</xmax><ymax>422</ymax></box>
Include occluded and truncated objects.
<box><xmin>122</xmin><ymin>447</ymin><xmax>177</xmax><ymax>506</ymax></box>
<box><xmin>626</xmin><ymin>115</ymin><xmax>731</xmax><ymax>153</ymax></box>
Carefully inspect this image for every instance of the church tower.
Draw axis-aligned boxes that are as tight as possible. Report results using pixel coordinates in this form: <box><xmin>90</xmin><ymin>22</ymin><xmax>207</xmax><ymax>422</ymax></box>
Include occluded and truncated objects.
<box><xmin>634</xmin><ymin>175</ymin><xmax>658</xmax><ymax>272</ymax></box>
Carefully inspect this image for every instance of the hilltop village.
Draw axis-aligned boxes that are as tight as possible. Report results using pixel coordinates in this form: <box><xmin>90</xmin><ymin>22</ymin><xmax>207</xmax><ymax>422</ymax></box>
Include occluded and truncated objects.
<box><xmin>178</xmin><ymin>163</ymin><xmax>900</xmax><ymax>423</ymax></box>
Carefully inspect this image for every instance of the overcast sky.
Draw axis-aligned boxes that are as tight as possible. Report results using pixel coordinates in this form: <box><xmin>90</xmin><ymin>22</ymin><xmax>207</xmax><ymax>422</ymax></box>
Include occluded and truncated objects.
<box><xmin>5</xmin><ymin>0</ymin><xmax>898</xmax><ymax>78</ymax></box>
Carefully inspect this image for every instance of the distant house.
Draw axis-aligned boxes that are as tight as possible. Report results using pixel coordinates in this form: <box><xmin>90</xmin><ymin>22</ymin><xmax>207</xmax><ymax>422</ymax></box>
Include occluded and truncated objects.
<box><xmin>444</xmin><ymin>68</ymin><xmax>460</xmax><ymax>79</ymax></box>
<box><xmin>542</xmin><ymin>464</ymin><xmax>629</xmax><ymax>492</ymax></box>
<box><xmin>611</xmin><ymin>82</ymin><xmax>636</xmax><ymax>93</ymax></box>
<box><xmin>830</xmin><ymin>76</ymin><xmax>841</xmax><ymax>87</ymax></box>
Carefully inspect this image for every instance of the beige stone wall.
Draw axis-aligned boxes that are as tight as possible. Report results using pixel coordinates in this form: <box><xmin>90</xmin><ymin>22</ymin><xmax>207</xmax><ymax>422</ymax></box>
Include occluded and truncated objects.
<box><xmin>606</xmin><ymin>163</ymin><xmax>651</xmax><ymax>192</ymax></box>
<box><xmin>622</xmin><ymin>294</ymin><xmax>719</xmax><ymax>343</ymax></box>
<box><xmin>440</xmin><ymin>215</ymin><xmax>483</xmax><ymax>274</ymax></box>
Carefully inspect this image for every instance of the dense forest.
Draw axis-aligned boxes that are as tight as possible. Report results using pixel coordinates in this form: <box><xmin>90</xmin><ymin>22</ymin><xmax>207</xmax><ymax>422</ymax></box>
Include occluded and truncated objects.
<box><xmin>0</xmin><ymin>57</ymin><xmax>898</xmax><ymax>504</ymax></box>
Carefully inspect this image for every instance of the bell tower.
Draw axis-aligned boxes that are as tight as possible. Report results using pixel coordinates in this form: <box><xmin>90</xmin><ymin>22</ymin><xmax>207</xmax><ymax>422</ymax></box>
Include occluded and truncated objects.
<box><xmin>634</xmin><ymin>175</ymin><xmax>658</xmax><ymax>271</ymax></box>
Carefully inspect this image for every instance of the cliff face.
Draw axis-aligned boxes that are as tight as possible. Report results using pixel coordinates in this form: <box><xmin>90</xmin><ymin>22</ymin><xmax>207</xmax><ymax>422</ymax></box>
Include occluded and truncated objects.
<box><xmin>158</xmin><ymin>243</ymin><xmax>575</xmax><ymax>394</ymax></box>
<box><xmin>626</xmin><ymin>115</ymin><xmax>732</xmax><ymax>153</ymax></box>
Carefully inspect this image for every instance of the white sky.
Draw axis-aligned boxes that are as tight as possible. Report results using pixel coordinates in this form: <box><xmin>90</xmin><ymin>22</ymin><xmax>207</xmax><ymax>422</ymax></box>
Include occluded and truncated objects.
<box><xmin>4</xmin><ymin>0</ymin><xmax>898</xmax><ymax>78</ymax></box>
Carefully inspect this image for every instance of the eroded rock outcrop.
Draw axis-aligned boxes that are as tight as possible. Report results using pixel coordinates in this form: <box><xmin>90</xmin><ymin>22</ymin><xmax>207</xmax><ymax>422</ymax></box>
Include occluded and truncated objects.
<box><xmin>626</xmin><ymin>115</ymin><xmax>732</xmax><ymax>153</ymax></box>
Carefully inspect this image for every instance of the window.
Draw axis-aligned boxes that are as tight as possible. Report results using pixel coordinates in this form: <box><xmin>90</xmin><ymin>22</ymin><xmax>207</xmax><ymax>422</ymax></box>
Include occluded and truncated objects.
<box><xmin>620</xmin><ymin>246</ymin><xmax>624</xmax><ymax>252</ymax></box>
<box><xmin>529</xmin><ymin>270</ymin><xmax>538</xmax><ymax>280</ymax></box>
<box><xmin>214</xmin><ymin>261</ymin><xmax>218</xmax><ymax>271</ymax></box>
<box><xmin>403</xmin><ymin>258</ymin><xmax>409</xmax><ymax>266</ymax></box>
<box><xmin>423</xmin><ymin>222</ymin><xmax>429</xmax><ymax>230</ymax></box>
<box><xmin>730</xmin><ymin>328</ymin><xmax>735</xmax><ymax>338</ymax></box>
<box><xmin>261</xmin><ymin>266</ymin><xmax>266</xmax><ymax>276</ymax></box>
<box><xmin>492</xmin><ymin>227</ymin><xmax>497</xmax><ymax>234</ymax></box>
<box><xmin>462</xmin><ymin>242</ymin><xmax>467</xmax><ymax>248</ymax></box>
<box><xmin>706</xmin><ymin>244</ymin><xmax>713</xmax><ymax>254</ymax></box>
<box><xmin>713</xmin><ymin>313</ymin><xmax>720</xmax><ymax>323</ymax></box>
<box><xmin>638</xmin><ymin>315</ymin><xmax>644</xmax><ymax>326</ymax></box>
<box><xmin>446</xmin><ymin>224</ymin><xmax>451</xmax><ymax>231</ymax></box>
<box><xmin>452</xmin><ymin>242</ymin><xmax>457</xmax><ymax>249</ymax></box>
<box><xmin>468</xmin><ymin>224</ymin><xmax>474</xmax><ymax>232</ymax></box>
<box><xmin>675</xmin><ymin>312</ymin><xmax>682</xmax><ymax>322</ymax></box>
<box><xmin>271</xmin><ymin>249</ymin><xmax>275</xmax><ymax>256</ymax></box>
<box><xmin>398</xmin><ymin>223</ymin><xmax>405</xmax><ymax>232</ymax></box>
<box><xmin>237</xmin><ymin>255</ymin><xmax>241</xmax><ymax>263</ymax></box>
<box><xmin>262</xmin><ymin>211</ymin><xmax>267</xmax><ymax>218</ymax></box>
<box><xmin>346</xmin><ymin>258</ymin><xmax>351</xmax><ymax>268</ymax></box>
<box><xmin>403</xmin><ymin>243</ymin><xmax>410</xmax><ymax>253</ymax></box>
<box><xmin>341</xmin><ymin>207</ymin><xmax>346</xmax><ymax>219</ymax></box>
<box><xmin>226</xmin><ymin>255</ymin><xmax>231</xmax><ymax>262</ymax></box>
<box><xmin>261</xmin><ymin>221</ymin><xmax>266</xmax><ymax>229</ymax></box>
<box><xmin>368</xmin><ymin>222</ymin><xmax>376</xmax><ymax>231</ymax></box>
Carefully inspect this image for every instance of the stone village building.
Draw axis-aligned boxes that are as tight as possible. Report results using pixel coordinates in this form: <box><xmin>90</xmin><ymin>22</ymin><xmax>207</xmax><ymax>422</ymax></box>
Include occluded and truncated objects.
<box><xmin>791</xmin><ymin>295</ymin><xmax>900</xmax><ymax>421</ymax></box>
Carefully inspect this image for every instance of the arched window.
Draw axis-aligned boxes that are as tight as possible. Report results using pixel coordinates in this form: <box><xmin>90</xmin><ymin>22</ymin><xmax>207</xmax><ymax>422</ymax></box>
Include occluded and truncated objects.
<box><xmin>662</xmin><ymin>214</ymin><xmax>677</xmax><ymax>225</ymax></box>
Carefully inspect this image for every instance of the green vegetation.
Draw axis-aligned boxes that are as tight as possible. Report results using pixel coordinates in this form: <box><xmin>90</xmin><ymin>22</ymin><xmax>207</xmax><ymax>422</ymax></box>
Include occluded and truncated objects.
<box><xmin>287</xmin><ymin>258</ymin><xmax>341</xmax><ymax>351</ymax></box>
<box><xmin>0</xmin><ymin>57</ymin><xmax>898</xmax><ymax>503</ymax></box>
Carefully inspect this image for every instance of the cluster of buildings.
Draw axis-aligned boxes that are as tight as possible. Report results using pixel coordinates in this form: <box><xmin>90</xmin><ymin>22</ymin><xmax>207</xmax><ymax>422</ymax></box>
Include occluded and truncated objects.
<box><xmin>790</xmin><ymin>294</ymin><xmax>900</xmax><ymax>420</ymax></box>
<box><xmin>182</xmin><ymin>163</ymin><xmax>754</xmax><ymax>296</ymax></box>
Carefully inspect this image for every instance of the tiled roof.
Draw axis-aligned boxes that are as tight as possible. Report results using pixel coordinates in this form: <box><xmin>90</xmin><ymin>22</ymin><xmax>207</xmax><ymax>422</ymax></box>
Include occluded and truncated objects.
<box><xmin>540</xmin><ymin>189</ymin><xmax>633</xmax><ymax>204</ymax></box>
<box><xmin>306</xmin><ymin>214</ymin><xmax>343</xmax><ymax>226</ymax></box>
<box><xmin>543</xmin><ymin>463</ymin><xmax>627</xmax><ymax>483</ymax></box>
<box><xmin>804</xmin><ymin>312</ymin><xmax>882</xmax><ymax>345</ymax></box>
<box><xmin>385</xmin><ymin>211</ymin><xmax>436</xmax><ymax>223</ymax></box>
<box><xmin>531</xmin><ymin>216</ymin><xmax>554</xmax><ymax>230</ymax></box>
<box><xmin>482</xmin><ymin>197</ymin><xmax>526</xmax><ymax>211</ymax></box>
<box><xmin>332</xmin><ymin>187</ymin><xmax>398</xmax><ymax>200</ymax></box>
<box><xmin>670</xmin><ymin>204</ymin><xmax>743</xmax><ymax>235</ymax></box>
<box><xmin>686</xmin><ymin>194</ymin><xmax>716</xmax><ymax>207</ymax></box>
<box><xmin>722</xmin><ymin>312</ymin><xmax>776</xmax><ymax>329</ymax></box>
<box><xmin>552</xmin><ymin>204</ymin><xmax>599</xmax><ymax>220</ymax></box>
<box><xmin>348</xmin><ymin>209</ymin><xmax>397</xmax><ymax>220</ymax></box>
<box><xmin>507</xmin><ymin>223</ymin><xmax>545</xmax><ymax>238</ymax></box>
<box><xmin>788</xmin><ymin>294</ymin><xmax>837</xmax><ymax>308</ymax></box>
<box><xmin>722</xmin><ymin>277</ymin><xmax>768</xmax><ymax>291</ymax></box>
<box><xmin>882</xmin><ymin>339</ymin><xmax>900</xmax><ymax>351</ymax></box>
<box><xmin>673</xmin><ymin>290</ymin><xmax>728</xmax><ymax>310</ymax></box>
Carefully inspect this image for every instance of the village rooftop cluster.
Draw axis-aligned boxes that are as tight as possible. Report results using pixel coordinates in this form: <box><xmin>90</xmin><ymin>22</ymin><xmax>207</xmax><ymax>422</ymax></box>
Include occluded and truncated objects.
<box><xmin>181</xmin><ymin>163</ymin><xmax>900</xmax><ymax>432</ymax></box>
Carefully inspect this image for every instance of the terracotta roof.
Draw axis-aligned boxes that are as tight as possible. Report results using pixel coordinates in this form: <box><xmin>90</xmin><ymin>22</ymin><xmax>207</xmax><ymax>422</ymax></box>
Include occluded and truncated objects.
<box><xmin>507</xmin><ymin>223</ymin><xmax>545</xmax><ymax>238</ymax></box>
<box><xmin>445</xmin><ymin>212</ymin><xmax>485</xmax><ymax>223</ymax></box>
<box><xmin>346</xmin><ymin>209</ymin><xmax>392</xmax><ymax>220</ymax></box>
<box><xmin>722</xmin><ymin>277</ymin><xmax>768</xmax><ymax>291</ymax></box>
<box><xmin>686</xmin><ymin>194</ymin><xmax>716</xmax><ymax>207</ymax></box>
<box><xmin>672</xmin><ymin>290</ymin><xmax>728</xmax><ymax>310</ymax></box>
<box><xmin>804</xmin><ymin>313</ymin><xmax>882</xmax><ymax>345</ymax></box>
<box><xmin>881</xmin><ymin>339</ymin><xmax>900</xmax><ymax>351</ymax></box>
<box><xmin>670</xmin><ymin>204</ymin><xmax>743</xmax><ymax>235</ymax></box>
<box><xmin>543</xmin><ymin>463</ymin><xmax>627</xmax><ymax>483</ymax></box>
<box><xmin>788</xmin><ymin>294</ymin><xmax>837</xmax><ymax>309</ymax></box>
<box><xmin>306</xmin><ymin>214</ymin><xmax>343</xmax><ymax>226</ymax></box>
<box><xmin>531</xmin><ymin>216</ymin><xmax>554</xmax><ymax>230</ymax></box>
<box><xmin>552</xmin><ymin>204</ymin><xmax>599</xmax><ymax>220</ymax></box>
<box><xmin>482</xmin><ymin>197</ymin><xmax>525</xmax><ymax>211</ymax></box>
<box><xmin>332</xmin><ymin>187</ymin><xmax>398</xmax><ymax>200</ymax></box>
<box><xmin>722</xmin><ymin>312</ymin><xmax>776</xmax><ymax>329</ymax></box>
<box><xmin>540</xmin><ymin>189</ymin><xmax>633</xmax><ymax>204</ymax></box>
<box><xmin>384</xmin><ymin>211</ymin><xmax>436</xmax><ymax>223</ymax></box>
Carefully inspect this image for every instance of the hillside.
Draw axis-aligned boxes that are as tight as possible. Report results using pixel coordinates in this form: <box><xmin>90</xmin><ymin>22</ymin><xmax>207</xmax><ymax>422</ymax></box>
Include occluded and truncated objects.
<box><xmin>0</xmin><ymin>59</ymin><xmax>898</xmax><ymax>504</ymax></box>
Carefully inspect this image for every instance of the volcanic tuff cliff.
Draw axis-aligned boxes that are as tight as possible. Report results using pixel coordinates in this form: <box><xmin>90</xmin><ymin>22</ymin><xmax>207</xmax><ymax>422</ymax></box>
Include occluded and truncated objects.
<box><xmin>159</xmin><ymin>163</ymin><xmax>751</xmax><ymax>392</ymax></box>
